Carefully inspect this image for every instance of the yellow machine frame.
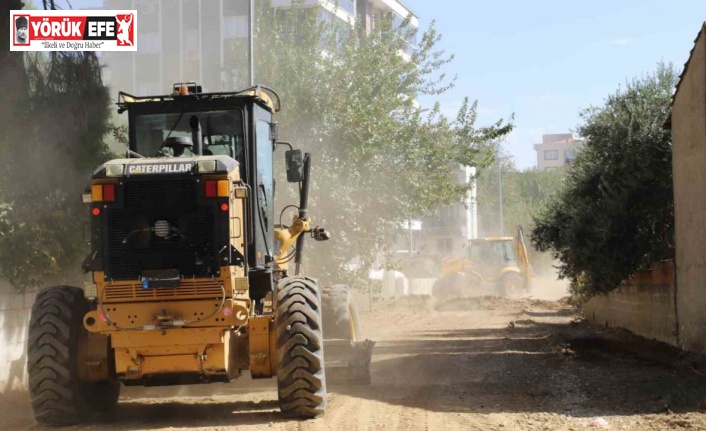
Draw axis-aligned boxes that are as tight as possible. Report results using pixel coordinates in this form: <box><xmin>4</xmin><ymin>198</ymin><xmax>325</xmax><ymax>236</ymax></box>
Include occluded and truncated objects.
<box><xmin>80</xmin><ymin>167</ymin><xmax>299</xmax><ymax>382</ymax></box>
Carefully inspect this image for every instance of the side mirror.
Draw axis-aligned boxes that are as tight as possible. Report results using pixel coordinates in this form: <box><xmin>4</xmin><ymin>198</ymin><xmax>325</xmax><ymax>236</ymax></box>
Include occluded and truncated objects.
<box><xmin>285</xmin><ymin>149</ymin><xmax>304</xmax><ymax>183</ymax></box>
<box><xmin>312</xmin><ymin>227</ymin><xmax>330</xmax><ymax>241</ymax></box>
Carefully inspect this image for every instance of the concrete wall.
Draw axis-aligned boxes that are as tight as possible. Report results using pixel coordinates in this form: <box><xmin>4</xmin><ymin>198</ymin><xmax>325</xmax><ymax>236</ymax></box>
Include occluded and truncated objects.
<box><xmin>585</xmin><ymin>261</ymin><xmax>678</xmax><ymax>347</ymax></box>
<box><xmin>671</xmin><ymin>26</ymin><xmax>706</xmax><ymax>354</ymax></box>
<box><xmin>0</xmin><ymin>284</ymin><xmax>37</xmax><ymax>395</ymax></box>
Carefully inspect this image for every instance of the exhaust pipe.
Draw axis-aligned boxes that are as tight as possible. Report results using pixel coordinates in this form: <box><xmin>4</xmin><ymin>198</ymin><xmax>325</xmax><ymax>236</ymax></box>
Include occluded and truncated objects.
<box><xmin>189</xmin><ymin>115</ymin><xmax>203</xmax><ymax>156</ymax></box>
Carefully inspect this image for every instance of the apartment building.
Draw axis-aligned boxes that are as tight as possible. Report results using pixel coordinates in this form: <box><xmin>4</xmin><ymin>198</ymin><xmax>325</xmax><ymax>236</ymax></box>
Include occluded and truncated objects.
<box><xmin>246</xmin><ymin>0</ymin><xmax>418</xmax><ymax>56</ymax></box>
<box><xmin>101</xmin><ymin>0</ymin><xmax>247</xmax><ymax>96</ymax></box>
<box><xmin>534</xmin><ymin>133</ymin><xmax>585</xmax><ymax>171</ymax></box>
<box><xmin>101</xmin><ymin>0</ymin><xmax>417</xmax><ymax>97</ymax></box>
<box><xmin>417</xmin><ymin>166</ymin><xmax>477</xmax><ymax>257</ymax></box>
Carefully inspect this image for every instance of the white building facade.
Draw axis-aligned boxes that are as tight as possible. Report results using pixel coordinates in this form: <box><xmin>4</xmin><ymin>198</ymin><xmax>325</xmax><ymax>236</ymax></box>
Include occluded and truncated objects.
<box><xmin>101</xmin><ymin>0</ymin><xmax>418</xmax><ymax>96</ymax></box>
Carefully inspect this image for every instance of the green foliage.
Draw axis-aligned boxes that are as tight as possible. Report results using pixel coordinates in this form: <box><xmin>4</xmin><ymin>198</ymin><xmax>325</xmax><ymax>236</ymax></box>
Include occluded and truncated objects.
<box><xmin>530</xmin><ymin>62</ymin><xmax>678</xmax><ymax>295</ymax></box>
<box><xmin>233</xmin><ymin>1</ymin><xmax>513</xmax><ymax>288</ymax></box>
<box><xmin>0</xmin><ymin>5</ymin><xmax>114</xmax><ymax>289</ymax></box>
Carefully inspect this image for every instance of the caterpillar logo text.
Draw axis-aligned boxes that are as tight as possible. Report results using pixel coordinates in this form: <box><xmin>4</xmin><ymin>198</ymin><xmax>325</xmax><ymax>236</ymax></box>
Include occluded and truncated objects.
<box><xmin>127</xmin><ymin>163</ymin><xmax>193</xmax><ymax>175</ymax></box>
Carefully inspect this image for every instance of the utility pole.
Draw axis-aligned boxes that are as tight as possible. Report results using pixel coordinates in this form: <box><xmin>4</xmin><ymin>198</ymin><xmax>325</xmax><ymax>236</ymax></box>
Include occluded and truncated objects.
<box><xmin>498</xmin><ymin>159</ymin><xmax>504</xmax><ymax>237</ymax></box>
<box><xmin>466</xmin><ymin>166</ymin><xmax>477</xmax><ymax>240</ymax></box>
<box><xmin>249</xmin><ymin>0</ymin><xmax>255</xmax><ymax>86</ymax></box>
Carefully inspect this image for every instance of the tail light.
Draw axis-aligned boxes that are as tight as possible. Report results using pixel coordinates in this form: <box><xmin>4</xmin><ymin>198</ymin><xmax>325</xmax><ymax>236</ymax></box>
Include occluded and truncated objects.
<box><xmin>91</xmin><ymin>184</ymin><xmax>116</xmax><ymax>202</ymax></box>
<box><xmin>205</xmin><ymin>180</ymin><xmax>229</xmax><ymax>198</ymax></box>
<box><xmin>103</xmin><ymin>184</ymin><xmax>115</xmax><ymax>202</ymax></box>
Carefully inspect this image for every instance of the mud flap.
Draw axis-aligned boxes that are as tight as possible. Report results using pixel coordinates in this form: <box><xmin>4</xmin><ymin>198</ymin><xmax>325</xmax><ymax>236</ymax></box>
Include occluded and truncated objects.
<box><xmin>323</xmin><ymin>338</ymin><xmax>376</xmax><ymax>385</ymax></box>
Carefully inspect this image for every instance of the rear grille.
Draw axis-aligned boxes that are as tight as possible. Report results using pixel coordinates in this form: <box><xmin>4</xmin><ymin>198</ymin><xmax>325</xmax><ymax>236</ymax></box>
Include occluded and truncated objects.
<box><xmin>104</xmin><ymin>178</ymin><xmax>217</xmax><ymax>280</ymax></box>
<box><xmin>103</xmin><ymin>279</ymin><xmax>227</xmax><ymax>302</ymax></box>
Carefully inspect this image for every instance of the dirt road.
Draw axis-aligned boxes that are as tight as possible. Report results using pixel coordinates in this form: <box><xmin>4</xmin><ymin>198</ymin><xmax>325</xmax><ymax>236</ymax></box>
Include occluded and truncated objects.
<box><xmin>6</xmin><ymin>279</ymin><xmax>706</xmax><ymax>431</ymax></box>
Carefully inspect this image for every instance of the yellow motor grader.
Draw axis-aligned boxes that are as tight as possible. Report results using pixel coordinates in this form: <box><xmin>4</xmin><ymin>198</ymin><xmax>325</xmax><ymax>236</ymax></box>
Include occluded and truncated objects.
<box><xmin>431</xmin><ymin>225</ymin><xmax>532</xmax><ymax>299</ymax></box>
<box><xmin>26</xmin><ymin>83</ymin><xmax>373</xmax><ymax>426</ymax></box>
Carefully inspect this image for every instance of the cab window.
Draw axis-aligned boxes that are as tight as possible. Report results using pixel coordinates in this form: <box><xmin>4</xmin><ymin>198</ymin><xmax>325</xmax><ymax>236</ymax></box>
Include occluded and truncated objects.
<box><xmin>133</xmin><ymin>109</ymin><xmax>244</xmax><ymax>162</ymax></box>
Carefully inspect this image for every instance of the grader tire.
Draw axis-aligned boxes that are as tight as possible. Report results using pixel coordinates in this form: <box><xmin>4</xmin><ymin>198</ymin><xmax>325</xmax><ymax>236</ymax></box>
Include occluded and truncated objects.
<box><xmin>321</xmin><ymin>285</ymin><xmax>360</xmax><ymax>341</ymax></box>
<box><xmin>27</xmin><ymin>285</ymin><xmax>119</xmax><ymax>427</ymax></box>
<box><xmin>275</xmin><ymin>276</ymin><xmax>327</xmax><ymax>418</ymax></box>
<box><xmin>321</xmin><ymin>285</ymin><xmax>371</xmax><ymax>385</ymax></box>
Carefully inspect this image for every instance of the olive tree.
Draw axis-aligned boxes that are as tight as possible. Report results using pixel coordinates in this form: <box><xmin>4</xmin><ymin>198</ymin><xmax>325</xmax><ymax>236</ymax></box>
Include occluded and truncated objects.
<box><xmin>531</xmin><ymin>62</ymin><xmax>678</xmax><ymax>295</ymax></box>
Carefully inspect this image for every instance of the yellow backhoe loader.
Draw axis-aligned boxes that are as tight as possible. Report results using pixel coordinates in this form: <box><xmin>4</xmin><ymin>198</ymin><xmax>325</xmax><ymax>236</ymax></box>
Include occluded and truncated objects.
<box><xmin>431</xmin><ymin>225</ymin><xmax>532</xmax><ymax>299</ymax></box>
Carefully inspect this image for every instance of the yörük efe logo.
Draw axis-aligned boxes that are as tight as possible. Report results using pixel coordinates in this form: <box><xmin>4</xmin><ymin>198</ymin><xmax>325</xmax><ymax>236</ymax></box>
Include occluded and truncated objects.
<box><xmin>9</xmin><ymin>10</ymin><xmax>137</xmax><ymax>52</ymax></box>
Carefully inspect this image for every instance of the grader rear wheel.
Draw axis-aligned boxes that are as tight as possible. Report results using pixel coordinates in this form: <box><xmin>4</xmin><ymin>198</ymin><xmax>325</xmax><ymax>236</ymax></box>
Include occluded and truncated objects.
<box><xmin>274</xmin><ymin>276</ymin><xmax>327</xmax><ymax>418</ymax></box>
<box><xmin>27</xmin><ymin>285</ymin><xmax>120</xmax><ymax>427</ymax></box>
<box><xmin>321</xmin><ymin>285</ymin><xmax>361</xmax><ymax>341</ymax></box>
<box><xmin>321</xmin><ymin>285</ymin><xmax>372</xmax><ymax>385</ymax></box>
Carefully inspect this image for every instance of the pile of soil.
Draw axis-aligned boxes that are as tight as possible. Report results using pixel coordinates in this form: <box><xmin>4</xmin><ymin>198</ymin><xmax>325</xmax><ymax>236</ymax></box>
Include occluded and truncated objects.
<box><xmin>383</xmin><ymin>294</ymin><xmax>436</xmax><ymax>313</ymax></box>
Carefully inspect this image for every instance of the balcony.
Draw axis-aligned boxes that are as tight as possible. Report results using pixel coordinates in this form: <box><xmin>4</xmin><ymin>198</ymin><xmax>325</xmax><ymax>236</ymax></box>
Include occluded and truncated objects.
<box><xmin>369</xmin><ymin>0</ymin><xmax>418</xmax><ymax>28</ymax></box>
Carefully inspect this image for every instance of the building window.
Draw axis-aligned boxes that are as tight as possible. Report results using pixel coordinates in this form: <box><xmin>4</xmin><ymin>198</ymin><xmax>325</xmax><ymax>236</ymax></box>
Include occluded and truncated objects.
<box><xmin>318</xmin><ymin>9</ymin><xmax>334</xmax><ymax>25</ymax></box>
<box><xmin>544</xmin><ymin>150</ymin><xmax>558</xmax><ymax>160</ymax></box>
<box><xmin>317</xmin><ymin>10</ymin><xmax>347</xmax><ymax>47</ymax></box>
<box><xmin>224</xmin><ymin>15</ymin><xmax>248</xmax><ymax>39</ymax></box>
<box><xmin>564</xmin><ymin>150</ymin><xmax>576</xmax><ymax>164</ymax></box>
<box><xmin>335</xmin><ymin>0</ymin><xmax>355</xmax><ymax>15</ymax></box>
<box><xmin>392</xmin><ymin>11</ymin><xmax>417</xmax><ymax>54</ymax></box>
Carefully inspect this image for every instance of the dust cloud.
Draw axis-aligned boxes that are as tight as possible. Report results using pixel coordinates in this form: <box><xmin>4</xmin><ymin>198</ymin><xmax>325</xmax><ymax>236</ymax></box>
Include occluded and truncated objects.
<box><xmin>0</xmin><ymin>3</ymin><xmax>573</xmax><ymax>428</ymax></box>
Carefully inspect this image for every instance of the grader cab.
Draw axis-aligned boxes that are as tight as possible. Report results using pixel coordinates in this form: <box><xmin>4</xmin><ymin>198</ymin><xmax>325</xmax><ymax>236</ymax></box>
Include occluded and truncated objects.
<box><xmin>26</xmin><ymin>83</ymin><xmax>374</xmax><ymax>427</ymax></box>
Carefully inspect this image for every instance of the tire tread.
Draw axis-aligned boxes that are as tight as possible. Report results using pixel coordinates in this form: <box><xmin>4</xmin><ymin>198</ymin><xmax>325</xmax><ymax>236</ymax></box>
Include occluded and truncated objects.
<box><xmin>275</xmin><ymin>276</ymin><xmax>327</xmax><ymax>418</ymax></box>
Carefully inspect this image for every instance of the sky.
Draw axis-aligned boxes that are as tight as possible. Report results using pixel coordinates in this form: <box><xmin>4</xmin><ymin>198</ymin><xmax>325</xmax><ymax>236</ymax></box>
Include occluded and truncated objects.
<box><xmin>46</xmin><ymin>0</ymin><xmax>706</xmax><ymax>169</ymax></box>
<box><xmin>407</xmin><ymin>0</ymin><xmax>706</xmax><ymax>169</ymax></box>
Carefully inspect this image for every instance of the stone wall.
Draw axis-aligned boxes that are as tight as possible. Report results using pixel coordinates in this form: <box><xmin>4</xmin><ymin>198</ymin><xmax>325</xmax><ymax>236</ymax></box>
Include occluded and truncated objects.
<box><xmin>585</xmin><ymin>261</ymin><xmax>678</xmax><ymax>347</ymax></box>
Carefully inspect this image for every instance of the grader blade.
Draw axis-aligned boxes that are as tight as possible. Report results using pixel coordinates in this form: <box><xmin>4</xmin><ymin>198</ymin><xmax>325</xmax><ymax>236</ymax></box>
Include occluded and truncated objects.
<box><xmin>324</xmin><ymin>338</ymin><xmax>375</xmax><ymax>384</ymax></box>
